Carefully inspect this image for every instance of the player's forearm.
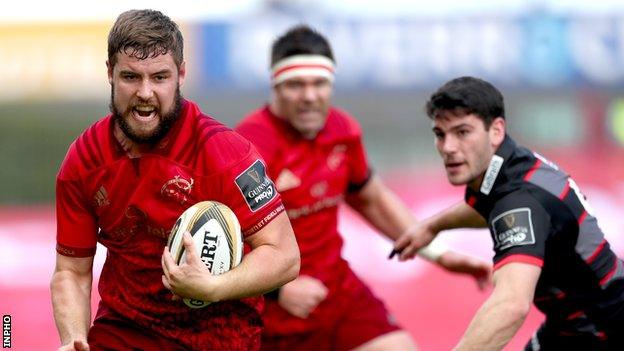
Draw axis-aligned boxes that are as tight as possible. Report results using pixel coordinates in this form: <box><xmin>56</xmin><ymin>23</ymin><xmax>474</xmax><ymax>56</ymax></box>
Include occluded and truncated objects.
<box><xmin>50</xmin><ymin>270</ymin><xmax>93</xmax><ymax>344</ymax></box>
<box><xmin>348</xmin><ymin>177</ymin><xmax>416</xmax><ymax>241</ymax></box>
<box><xmin>454</xmin><ymin>294</ymin><xmax>529</xmax><ymax>350</ymax></box>
<box><xmin>208</xmin><ymin>242</ymin><xmax>300</xmax><ymax>301</ymax></box>
<box><xmin>426</xmin><ymin>202</ymin><xmax>486</xmax><ymax>234</ymax></box>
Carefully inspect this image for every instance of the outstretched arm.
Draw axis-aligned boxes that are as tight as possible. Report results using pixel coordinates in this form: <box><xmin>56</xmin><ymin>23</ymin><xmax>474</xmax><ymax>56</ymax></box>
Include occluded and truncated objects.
<box><xmin>454</xmin><ymin>262</ymin><xmax>540</xmax><ymax>350</ymax></box>
<box><xmin>346</xmin><ymin>177</ymin><xmax>490</xmax><ymax>285</ymax></box>
<box><xmin>50</xmin><ymin>254</ymin><xmax>94</xmax><ymax>351</ymax></box>
<box><xmin>393</xmin><ymin>201</ymin><xmax>486</xmax><ymax>261</ymax></box>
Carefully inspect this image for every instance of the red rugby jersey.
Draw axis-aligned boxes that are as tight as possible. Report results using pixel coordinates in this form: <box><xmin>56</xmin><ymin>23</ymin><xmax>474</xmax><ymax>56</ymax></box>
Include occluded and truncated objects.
<box><xmin>56</xmin><ymin>100</ymin><xmax>284</xmax><ymax>350</ymax></box>
<box><xmin>236</xmin><ymin>106</ymin><xmax>370</xmax><ymax>286</ymax></box>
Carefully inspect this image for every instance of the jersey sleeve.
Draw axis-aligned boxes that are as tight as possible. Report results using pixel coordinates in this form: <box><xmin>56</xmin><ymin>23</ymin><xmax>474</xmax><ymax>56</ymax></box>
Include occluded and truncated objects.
<box><xmin>235</xmin><ymin>122</ymin><xmax>281</xmax><ymax>180</ymax></box>
<box><xmin>488</xmin><ymin>191</ymin><xmax>551</xmax><ymax>271</ymax></box>
<box><xmin>217</xmin><ymin>142</ymin><xmax>285</xmax><ymax>237</ymax></box>
<box><xmin>55</xmin><ymin>148</ymin><xmax>98</xmax><ymax>257</ymax></box>
<box><xmin>346</xmin><ymin>131</ymin><xmax>372</xmax><ymax>193</ymax></box>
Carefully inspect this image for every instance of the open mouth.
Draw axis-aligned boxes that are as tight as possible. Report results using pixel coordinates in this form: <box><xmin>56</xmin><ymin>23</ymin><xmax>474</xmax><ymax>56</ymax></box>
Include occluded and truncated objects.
<box><xmin>131</xmin><ymin>105</ymin><xmax>158</xmax><ymax>122</ymax></box>
<box><xmin>445</xmin><ymin>162</ymin><xmax>464</xmax><ymax>172</ymax></box>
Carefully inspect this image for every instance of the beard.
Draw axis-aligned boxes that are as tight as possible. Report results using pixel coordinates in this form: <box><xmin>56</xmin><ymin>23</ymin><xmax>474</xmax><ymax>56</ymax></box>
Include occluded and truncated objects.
<box><xmin>110</xmin><ymin>85</ymin><xmax>183</xmax><ymax>145</ymax></box>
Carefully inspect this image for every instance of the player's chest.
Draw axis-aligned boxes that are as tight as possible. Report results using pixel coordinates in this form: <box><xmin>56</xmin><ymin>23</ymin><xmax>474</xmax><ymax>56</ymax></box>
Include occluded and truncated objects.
<box><xmin>273</xmin><ymin>142</ymin><xmax>349</xmax><ymax>206</ymax></box>
<box><xmin>85</xmin><ymin>157</ymin><xmax>210</xmax><ymax>239</ymax></box>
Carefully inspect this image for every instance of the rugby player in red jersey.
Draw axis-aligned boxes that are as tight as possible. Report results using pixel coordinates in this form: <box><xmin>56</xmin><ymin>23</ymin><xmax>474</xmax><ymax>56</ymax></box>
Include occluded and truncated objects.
<box><xmin>50</xmin><ymin>10</ymin><xmax>299</xmax><ymax>351</ymax></box>
<box><xmin>235</xmin><ymin>25</ymin><xmax>490</xmax><ymax>351</ymax></box>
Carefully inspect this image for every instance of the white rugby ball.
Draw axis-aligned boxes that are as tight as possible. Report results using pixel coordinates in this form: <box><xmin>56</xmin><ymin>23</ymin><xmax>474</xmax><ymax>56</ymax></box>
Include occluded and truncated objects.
<box><xmin>167</xmin><ymin>201</ymin><xmax>243</xmax><ymax>308</ymax></box>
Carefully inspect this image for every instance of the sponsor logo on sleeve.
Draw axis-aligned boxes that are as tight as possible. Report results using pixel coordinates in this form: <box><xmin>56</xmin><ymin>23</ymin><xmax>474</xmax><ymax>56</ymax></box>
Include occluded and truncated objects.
<box><xmin>236</xmin><ymin>160</ymin><xmax>276</xmax><ymax>212</ymax></box>
<box><xmin>491</xmin><ymin>207</ymin><xmax>535</xmax><ymax>250</ymax></box>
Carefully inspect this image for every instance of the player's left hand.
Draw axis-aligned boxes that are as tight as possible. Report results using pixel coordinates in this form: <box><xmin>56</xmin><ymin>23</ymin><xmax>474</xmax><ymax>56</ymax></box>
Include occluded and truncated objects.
<box><xmin>161</xmin><ymin>232</ymin><xmax>216</xmax><ymax>302</ymax></box>
<box><xmin>436</xmin><ymin>251</ymin><xmax>492</xmax><ymax>290</ymax></box>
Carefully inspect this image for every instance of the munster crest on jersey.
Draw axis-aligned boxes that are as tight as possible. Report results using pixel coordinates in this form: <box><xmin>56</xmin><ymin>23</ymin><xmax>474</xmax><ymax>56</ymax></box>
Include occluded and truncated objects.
<box><xmin>161</xmin><ymin>175</ymin><xmax>194</xmax><ymax>205</ymax></box>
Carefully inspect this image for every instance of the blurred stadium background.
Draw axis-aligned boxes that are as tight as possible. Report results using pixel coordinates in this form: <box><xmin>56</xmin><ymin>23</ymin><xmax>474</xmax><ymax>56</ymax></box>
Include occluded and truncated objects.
<box><xmin>2</xmin><ymin>1</ymin><xmax>624</xmax><ymax>350</ymax></box>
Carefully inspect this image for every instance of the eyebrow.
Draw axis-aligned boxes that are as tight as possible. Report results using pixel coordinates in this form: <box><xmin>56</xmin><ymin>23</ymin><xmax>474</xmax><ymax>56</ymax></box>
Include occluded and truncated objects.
<box><xmin>118</xmin><ymin>69</ymin><xmax>172</xmax><ymax>76</ymax></box>
<box><xmin>151</xmin><ymin>69</ymin><xmax>172</xmax><ymax>76</ymax></box>
<box><xmin>432</xmin><ymin>123</ymin><xmax>473</xmax><ymax>132</ymax></box>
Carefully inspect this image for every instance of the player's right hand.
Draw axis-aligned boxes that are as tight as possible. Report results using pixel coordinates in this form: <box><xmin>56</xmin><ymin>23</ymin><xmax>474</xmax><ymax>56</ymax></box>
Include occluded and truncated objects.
<box><xmin>393</xmin><ymin>222</ymin><xmax>437</xmax><ymax>261</ymax></box>
<box><xmin>58</xmin><ymin>339</ymin><xmax>89</xmax><ymax>351</ymax></box>
<box><xmin>278</xmin><ymin>275</ymin><xmax>328</xmax><ymax>319</ymax></box>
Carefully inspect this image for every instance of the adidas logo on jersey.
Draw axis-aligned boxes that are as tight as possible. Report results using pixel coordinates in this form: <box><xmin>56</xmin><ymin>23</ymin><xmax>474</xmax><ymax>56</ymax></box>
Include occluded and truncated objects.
<box><xmin>94</xmin><ymin>185</ymin><xmax>110</xmax><ymax>207</ymax></box>
<box><xmin>276</xmin><ymin>169</ymin><xmax>301</xmax><ymax>192</ymax></box>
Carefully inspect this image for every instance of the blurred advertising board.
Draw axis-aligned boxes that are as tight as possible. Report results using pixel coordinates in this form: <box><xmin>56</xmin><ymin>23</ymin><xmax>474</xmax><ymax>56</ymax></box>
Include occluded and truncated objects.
<box><xmin>4</xmin><ymin>12</ymin><xmax>624</xmax><ymax>102</ymax></box>
<box><xmin>197</xmin><ymin>12</ymin><xmax>624</xmax><ymax>89</ymax></box>
<box><xmin>0</xmin><ymin>22</ymin><xmax>198</xmax><ymax>103</ymax></box>
<box><xmin>0</xmin><ymin>23</ymin><xmax>109</xmax><ymax>102</ymax></box>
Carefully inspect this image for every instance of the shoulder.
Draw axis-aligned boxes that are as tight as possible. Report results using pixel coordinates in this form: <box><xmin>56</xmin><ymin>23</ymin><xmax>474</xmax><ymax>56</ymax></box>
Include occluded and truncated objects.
<box><xmin>194</xmin><ymin>116</ymin><xmax>255</xmax><ymax>171</ymax></box>
<box><xmin>235</xmin><ymin>107</ymin><xmax>278</xmax><ymax>140</ymax></box>
<box><xmin>493</xmin><ymin>189</ymin><xmax>549</xmax><ymax>216</ymax></box>
<box><xmin>323</xmin><ymin>107</ymin><xmax>362</xmax><ymax>140</ymax></box>
<box><xmin>490</xmin><ymin>189</ymin><xmax>552</xmax><ymax>237</ymax></box>
<box><xmin>58</xmin><ymin>116</ymin><xmax>112</xmax><ymax>181</ymax></box>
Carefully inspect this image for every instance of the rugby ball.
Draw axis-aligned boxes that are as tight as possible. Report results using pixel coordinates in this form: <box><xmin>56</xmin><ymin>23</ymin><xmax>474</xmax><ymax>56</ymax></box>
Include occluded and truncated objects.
<box><xmin>167</xmin><ymin>201</ymin><xmax>243</xmax><ymax>308</ymax></box>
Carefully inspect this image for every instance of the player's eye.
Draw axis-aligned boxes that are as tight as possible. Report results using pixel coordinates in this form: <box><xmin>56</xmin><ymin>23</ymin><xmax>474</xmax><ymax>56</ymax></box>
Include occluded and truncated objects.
<box><xmin>122</xmin><ymin>73</ymin><xmax>138</xmax><ymax>81</ymax></box>
<box><xmin>284</xmin><ymin>81</ymin><xmax>303</xmax><ymax>90</ymax></box>
<box><xmin>457</xmin><ymin>129</ymin><xmax>470</xmax><ymax>137</ymax></box>
<box><xmin>314</xmin><ymin>79</ymin><xmax>330</xmax><ymax>88</ymax></box>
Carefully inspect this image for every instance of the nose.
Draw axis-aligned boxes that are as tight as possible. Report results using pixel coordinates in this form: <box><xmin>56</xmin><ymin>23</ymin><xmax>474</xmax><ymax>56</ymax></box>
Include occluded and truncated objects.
<box><xmin>439</xmin><ymin>135</ymin><xmax>458</xmax><ymax>155</ymax></box>
<box><xmin>136</xmin><ymin>79</ymin><xmax>154</xmax><ymax>101</ymax></box>
<box><xmin>302</xmin><ymin>84</ymin><xmax>317</xmax><ymax>102</ymax></box>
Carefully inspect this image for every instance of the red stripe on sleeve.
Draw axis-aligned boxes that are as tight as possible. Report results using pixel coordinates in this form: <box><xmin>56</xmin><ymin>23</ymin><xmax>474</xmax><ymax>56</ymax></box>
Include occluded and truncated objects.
<box><xmin>56</xmin><ymin>243</ymin><xmax>97</xmax><ymax>257</ymax></box>
<box><xmin>494</xmin><ymin>254</ymin><xmax>544</xmax><ymax>271</ymax></box>
<box><xmin>558</xmin><ymin>182</ymin><xmax>570</xmax><ymax>199</ymax></box>
<box><xmin>578</xmin><ymin>211</ymin><xmax>588</xmax><ymax>225</ymax></box>
<box><xmin>566</xmin><ymin>310</ymin><xmax>585</xmax><ymax>320</ymax></box>
<box><xmin>586</xmin><ymin>239</ymin><xmax>607</xmax><ymax>265</ymax></box>
<box><xmin>599</xmin><ymin>257</ymin><xmax>618</xmax><ymax>286</ymax></box>
<box><xmin>523</xmin><ymin>159</ymin><xmax>542</xmax><ymax>181</ymax></box>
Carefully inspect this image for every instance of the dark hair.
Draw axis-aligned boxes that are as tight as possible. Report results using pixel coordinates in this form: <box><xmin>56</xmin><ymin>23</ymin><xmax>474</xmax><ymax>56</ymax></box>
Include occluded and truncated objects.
<box><xmin>108</xmin><ymin>9</ymin><xmax>184</xmax><ymax>69</ymax></box>
<box><xmin>270</xmin><ymin>25</ymin><xmax>334</xmax><ymax>66</ymax></box>
<box><xmin>426</xmin><ymin>76</ymin><xmax>505</xmax><ymax>128</ymax></box>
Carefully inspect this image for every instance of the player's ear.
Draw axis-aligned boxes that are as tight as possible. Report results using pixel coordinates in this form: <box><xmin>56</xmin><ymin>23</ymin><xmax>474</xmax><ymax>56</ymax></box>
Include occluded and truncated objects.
<box><xmin>178</xmin><ymin>61</ymin><xmax>186</xmax><ymax>87</ymax></box>
<box><xmin>106</xmin><ymin>60</ymin><xmax>113</xmax><ymax>85</ymax></box>
<box><xmin>490</xmin><ymin>117</ymin><xmax>506</xmax><ymax>147</ymax></box>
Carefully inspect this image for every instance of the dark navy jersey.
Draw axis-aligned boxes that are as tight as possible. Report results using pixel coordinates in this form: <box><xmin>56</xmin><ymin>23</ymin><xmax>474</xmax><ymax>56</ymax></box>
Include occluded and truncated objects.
<box><xmin>465</xmin><ymin>136</ymin><xmax>624</xmax><ymax>336</ymax></box>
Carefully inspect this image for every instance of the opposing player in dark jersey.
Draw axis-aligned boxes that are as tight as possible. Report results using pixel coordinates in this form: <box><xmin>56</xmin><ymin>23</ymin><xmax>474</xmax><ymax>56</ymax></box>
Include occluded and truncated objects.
<box><xmin>394</xmin><ymin>76</ymin><xmax>624</xmax><ymax>350</ymax></box>
<box><xmin>50</xmin><ymin>10</ymin><xmax>299</xmax><ymax>351</ymax></box>
<box><xmin>236</xmin><ymin>26</ymin><xmax>491</xmax><ymax>351</ymax></box>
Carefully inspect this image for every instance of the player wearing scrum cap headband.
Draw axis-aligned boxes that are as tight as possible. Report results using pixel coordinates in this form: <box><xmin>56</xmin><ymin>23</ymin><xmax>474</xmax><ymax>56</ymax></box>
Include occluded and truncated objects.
<box><xmin>236</xmin><ymin>25</ymin><xmax>491</xmax><ymax>351</ymax></box>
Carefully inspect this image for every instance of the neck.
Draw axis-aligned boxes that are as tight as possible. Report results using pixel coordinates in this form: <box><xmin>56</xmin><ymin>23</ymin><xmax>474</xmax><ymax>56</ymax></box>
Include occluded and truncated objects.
<box><xmin>113</xmin><ymin>122</ymin><xmax>151</xmax><ymax>158</ymax></box>
<box><xmin>468</xmin><ymin>174</ymin><xmax>485</xmax><ymax>192</ymax></box>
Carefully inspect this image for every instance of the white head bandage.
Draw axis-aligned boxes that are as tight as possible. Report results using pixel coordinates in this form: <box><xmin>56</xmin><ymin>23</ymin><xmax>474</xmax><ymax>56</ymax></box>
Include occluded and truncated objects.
<box><xmin>271</xmin><ymin>54</ymin><xmax>335</xmax><ymax>86</ymax></box>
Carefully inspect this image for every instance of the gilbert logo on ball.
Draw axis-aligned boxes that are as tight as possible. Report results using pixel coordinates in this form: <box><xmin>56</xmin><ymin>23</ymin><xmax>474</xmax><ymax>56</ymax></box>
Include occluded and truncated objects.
<box><xmin>167</xmin><ymin>201</ymin><xmax>243</xmax><ymax>308</ymax></box>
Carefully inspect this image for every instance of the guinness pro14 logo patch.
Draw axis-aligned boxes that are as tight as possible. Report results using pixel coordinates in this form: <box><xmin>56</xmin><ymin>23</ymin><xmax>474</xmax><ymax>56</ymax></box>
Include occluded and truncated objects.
<box><xmin>236</xmin><ymin>160</ymin><xmax>276</xmax><ymax>212</ymax></box>
<box><xmin>491</xmin><ymin>207</ymin><xmax>535</xmax><ymax>251</ymax></box>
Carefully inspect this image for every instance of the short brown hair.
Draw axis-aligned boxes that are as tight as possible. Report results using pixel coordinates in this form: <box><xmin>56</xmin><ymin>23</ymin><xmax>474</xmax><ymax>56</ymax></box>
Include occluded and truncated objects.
<box><xmin>108</xmin><ymin>9</ymin><xmax>184</xmax><ymax>69</ymax></box>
